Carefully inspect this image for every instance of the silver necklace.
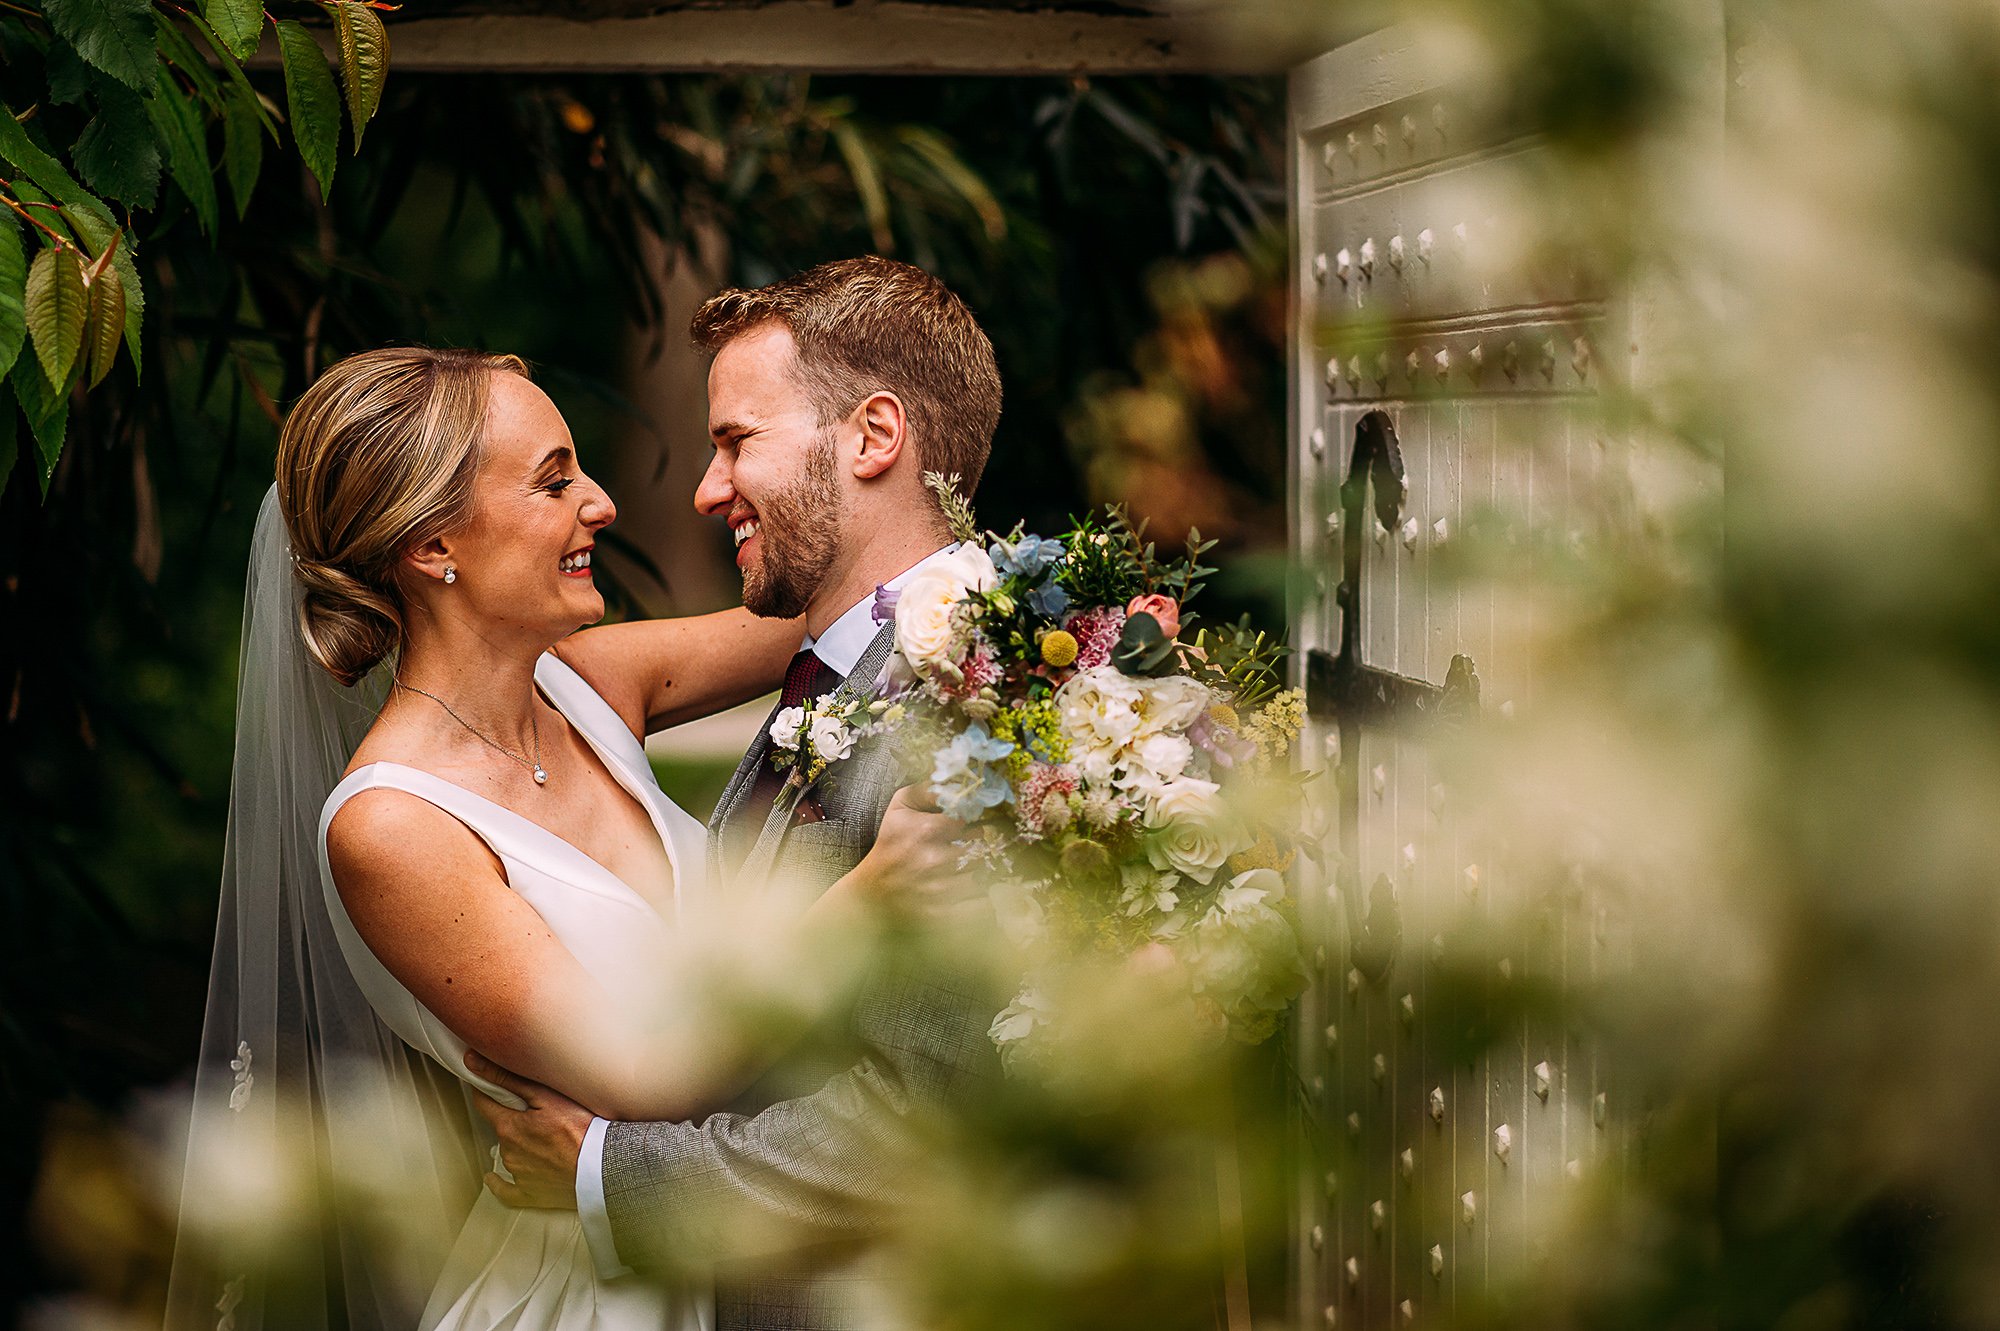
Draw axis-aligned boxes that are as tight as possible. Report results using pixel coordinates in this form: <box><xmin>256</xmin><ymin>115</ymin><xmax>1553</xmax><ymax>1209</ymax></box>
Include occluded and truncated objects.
<box><xmin>395</xmin><ymin>678</ymin><xmax>549</xmax><ymax>785</ymax></box>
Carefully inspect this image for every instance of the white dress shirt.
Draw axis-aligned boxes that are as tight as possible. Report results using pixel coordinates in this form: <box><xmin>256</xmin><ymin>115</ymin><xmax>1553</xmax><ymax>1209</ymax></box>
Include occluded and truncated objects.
<box><xmin>575</xmin><ymin>544</ymin><xmax>956</xmax><ymax>1277</ymax></box>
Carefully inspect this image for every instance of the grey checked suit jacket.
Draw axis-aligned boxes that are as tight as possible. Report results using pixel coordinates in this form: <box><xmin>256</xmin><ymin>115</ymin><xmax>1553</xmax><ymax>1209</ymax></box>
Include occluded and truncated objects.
<box><xmin>602</xmin><ymin>624</ymin><xmax>997</xmax><ymax>1330</ymax></box>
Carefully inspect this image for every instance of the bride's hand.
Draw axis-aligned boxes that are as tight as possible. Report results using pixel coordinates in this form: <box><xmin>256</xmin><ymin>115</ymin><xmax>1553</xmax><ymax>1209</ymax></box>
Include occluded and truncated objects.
<box><xmin>846</xmin><ymin>785</ymin><xmax>981</xmax><ymax>918</ymax></box>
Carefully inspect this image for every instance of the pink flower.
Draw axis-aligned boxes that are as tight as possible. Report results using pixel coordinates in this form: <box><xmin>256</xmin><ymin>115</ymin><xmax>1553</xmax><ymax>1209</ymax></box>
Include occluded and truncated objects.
<box><xmin>1065</xmin><ymin>606</ymin><xmax>1127</xmax><ymax>670</ymax></box>
<box><xmin>1126</xmin><ymin>594</ymin><xmax>1181</xmax><ymax>640</ymax></box>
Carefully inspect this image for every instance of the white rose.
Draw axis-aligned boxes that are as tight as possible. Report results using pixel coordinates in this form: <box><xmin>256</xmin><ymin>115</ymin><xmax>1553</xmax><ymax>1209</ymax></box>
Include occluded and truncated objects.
<box><xmin>1132</xmin><ymin>674</ymin><xmax>1213</xmax><ymax>735</ymax></box>
<box><xmin>809</xmin><ymin>713</ymin><xmax>857</xmax><ymax>763</ymax></box>
<box><xmin>769</xmin><ymin>706</ymin><xmax>806</xmax><ymax>751</ymax></box>
<box><xmin>1053</xmin><ymin>666</ymin><xmax>1146</xmax><ymax>783</ymax></box>
<box><xmin>1144</xmin><ymin>777</ymin><xmax>1246</xmax><ymax>884</ymax></box>
<box><xmin>893</xmin><ymin>546</ymin><xmax>997</xmax><ymax>673</ymax></box>
<box><xmin>1123</xmin><ymin>731</ymin><xmax>1194</xmax><ymax>789</ymax></box>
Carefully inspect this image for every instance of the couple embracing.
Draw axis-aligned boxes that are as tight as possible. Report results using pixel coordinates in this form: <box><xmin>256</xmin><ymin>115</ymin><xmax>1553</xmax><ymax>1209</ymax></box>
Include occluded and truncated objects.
<box><xmin>166</xmin><ymin>257</ymin><xmax>1004</xmax><ymax>1331</ymax></box>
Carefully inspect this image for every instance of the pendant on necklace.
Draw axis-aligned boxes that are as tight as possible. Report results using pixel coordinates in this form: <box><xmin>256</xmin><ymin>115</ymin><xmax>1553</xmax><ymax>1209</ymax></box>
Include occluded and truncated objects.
<box><xmin>533</xmin><ymin>766</ymin><xmax>548</xmax><ymax>785</ymax></box>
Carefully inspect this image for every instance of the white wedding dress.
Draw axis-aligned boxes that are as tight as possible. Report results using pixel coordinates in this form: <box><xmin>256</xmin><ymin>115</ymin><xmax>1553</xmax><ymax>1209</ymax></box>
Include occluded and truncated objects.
<box><xmin>315</xmin><ymin>651</ymin><xmax>712</xmax><ymax>1331</ymax></box>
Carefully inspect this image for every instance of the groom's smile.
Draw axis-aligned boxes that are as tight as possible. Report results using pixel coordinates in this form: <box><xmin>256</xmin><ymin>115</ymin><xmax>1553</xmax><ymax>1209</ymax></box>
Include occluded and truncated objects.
<box><xmin>698</xmin><ymin>324</ymin><xmax>847</xmax><ymax>620</ymax></box>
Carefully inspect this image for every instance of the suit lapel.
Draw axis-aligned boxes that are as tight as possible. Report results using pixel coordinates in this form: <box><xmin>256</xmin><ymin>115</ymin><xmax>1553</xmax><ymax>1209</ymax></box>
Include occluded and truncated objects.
<box><xmin>738</xmin><ymin>623</ymin><xmax>900</xmax><ymax>887</ymax></box>
<box><xmin>708</xmin><ymin>701</ymin><xmax>782</xmax><ymax>884</ymax></box>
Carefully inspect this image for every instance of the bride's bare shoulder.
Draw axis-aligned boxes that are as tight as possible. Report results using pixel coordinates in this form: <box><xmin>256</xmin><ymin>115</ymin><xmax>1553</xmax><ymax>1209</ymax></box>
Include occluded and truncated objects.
<box><xmin>324</xmin><ymin>779</ymin><xmax>503</xmax><ymax>909</ymax></box>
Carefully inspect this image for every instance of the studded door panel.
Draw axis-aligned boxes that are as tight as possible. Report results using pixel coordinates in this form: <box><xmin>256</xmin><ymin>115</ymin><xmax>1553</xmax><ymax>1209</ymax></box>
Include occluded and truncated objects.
<box><xmin>1289</xmin><ymin>26</ymin><xmax>1628</xmax><ymax>1331</ymax></box>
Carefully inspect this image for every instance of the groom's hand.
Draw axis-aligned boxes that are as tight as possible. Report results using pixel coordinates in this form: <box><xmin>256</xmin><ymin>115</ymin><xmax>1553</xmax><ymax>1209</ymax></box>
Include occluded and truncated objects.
<box><xmin>465</xmin><ymin>1051</ymin><xmax>591</xmax><ymax>1210</ymax></box>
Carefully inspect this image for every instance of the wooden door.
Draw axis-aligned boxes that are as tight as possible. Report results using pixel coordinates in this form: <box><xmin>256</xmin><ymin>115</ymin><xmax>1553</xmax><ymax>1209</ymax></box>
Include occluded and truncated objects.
<box><xmin>1288</xmin><ymin>25</ymin><xmax>1630</xmax><ymax>1329</ymax></box>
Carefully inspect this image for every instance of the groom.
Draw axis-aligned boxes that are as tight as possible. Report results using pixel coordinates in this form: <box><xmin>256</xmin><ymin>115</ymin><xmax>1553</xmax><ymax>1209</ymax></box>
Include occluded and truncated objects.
<box><xmin>469</xmin><ymin>255</ymin><xmax>1003</xmax><ymax>1327</ymax></box>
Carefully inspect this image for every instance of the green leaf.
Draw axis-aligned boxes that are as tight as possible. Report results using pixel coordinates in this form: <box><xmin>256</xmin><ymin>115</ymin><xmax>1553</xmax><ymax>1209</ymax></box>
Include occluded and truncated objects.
<box><xmin>146</xmin><ymin>69</ymin><xmax>220</xmax><ymax>235</ymax></box>
<box><xmin>153</xmin><ymin>13</ymin><xmax>226</xmax><ymax>112</ymax></box>
<box><xmin>0</xmin><ymin>111</ymin><xmax>143</xmax><ymax>376</ymax></box>
<box><xmin>276</xmin><ymin>20</ymin><xmax>341</xmax><ymax>199</ymax></box>
<box><xmin>327</xmin><ymin>2</ymin><xmax>388</xmax><ymax>150</ymax></box>
<box><xmin>204</xmin><ymin>0</ymin><xmax>265</xmax><ymax>63</ymax></box>
<box><xmin>73</xmin><ymin>81</ymin><xmax>162</xmax><ymax>208</ymax></box>
<box><xmin>25</xmin><ymin>246</ymin><xmax>87</xmax><ymax>390</ymax></box>
<box><xmin>45</xmin><ymin>41</ymin><xmax>93</xmax><ymax>106</ymax></box>
<box><xmin>85</xmin><ymin>264</ymin><xmax>124</xmax><ymax>387</ymax></box>
<box><xmin>0</xmin><ymin>382</ymin><xmax>16</xmax><ymax>496</ymax></box>
<box><xmin>221</xmin><ymin>83</ymin><xmax>264</xmax><ymax>219</ymax></box>
<box><xmin>42</xmin><ymin>0</ymin><xmax>157</xmax><ymax>93</ymax></box>
<box><xmin>11</xmin><ymin>354</ymin><xmax>70</xmax><ymax>497</ymax></box>
<box><xmin>0</xmin><ymin>213</ymin><xmax>25</xmax><ymax>382</ymax></box>
<box><xmin>189</xmin><ymin>13</ymin><xmax>281</xmax><ymax>139</ymax></box>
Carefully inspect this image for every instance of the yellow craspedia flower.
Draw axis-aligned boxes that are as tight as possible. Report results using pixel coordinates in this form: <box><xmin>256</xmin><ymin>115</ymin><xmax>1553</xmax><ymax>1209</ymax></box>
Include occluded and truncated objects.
<box><xmin>1040</xmin><ymin>629</ymin><xmax>1080</xmax><ymax>668</ymax></box>
<box><xmin>1207</xmin><ymin>702</ymin><xmax>1241</xmax><ymax>730</ymax></box>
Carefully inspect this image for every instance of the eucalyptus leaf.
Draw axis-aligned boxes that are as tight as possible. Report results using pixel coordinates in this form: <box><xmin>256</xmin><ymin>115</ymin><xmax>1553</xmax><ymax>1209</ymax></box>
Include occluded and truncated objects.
<box><xmin>328</xmin><ymin>1</ymin><xmax>389</xmax><ymax>149</ymax></box>
<box><xmin>25</xmin><ymin>246</ymin><xmax>87</xmax><ymax>390</ymax></box>
<box><xmin>276</xmin><ymin>20</ymin><xmax>341</xmax><ymax>199</ymax></box>
<box><xmin>203</xmin><ymin>0</ymin><xmax>265</xmax><ymax>63</ymax></box>
<box><xmin>0</xmin><ymin>214</ymin><xmax>25</xmax><ymax>383</ymax></box>
<box><xmin>42</xmin><ymin>0</ymin><xmax>157</xmax><ymax>92</ymax></box>
<box><xmin>73</xmin><ymin>82</ymin><xmax>162</xmax><ymax>209</ymax></box>
<box><xmin>146</xmin><ymin>69</ymin><xmax>220</xmax><ymax>235</ymax></box>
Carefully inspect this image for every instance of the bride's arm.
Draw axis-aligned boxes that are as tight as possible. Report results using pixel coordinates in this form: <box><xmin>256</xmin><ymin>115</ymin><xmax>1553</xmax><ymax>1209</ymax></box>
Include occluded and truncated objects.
<box><xmin>556</xmin><ymin>609</ymin><xmax>802</xmax><ymax>738</ymax></box>
<box><xmin>326</xmin><ymin>787</ymin><xmax>958</xmax><ymax>1124</ymax></box>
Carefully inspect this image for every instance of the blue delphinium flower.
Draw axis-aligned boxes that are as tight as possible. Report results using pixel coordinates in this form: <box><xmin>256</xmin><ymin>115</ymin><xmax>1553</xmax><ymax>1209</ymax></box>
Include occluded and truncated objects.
<box><xmin>1026</xmin><ymin>579</ymin><xmax>1070</xmax><ymax>619</ymax></box>
<box><xmin>990</xmin><ymin>534</ymin><xmax>1065</xmax><ymax>581</ymax></box>
<box><xmin>930</xmin><ymin>723</ymin><xmax>1017</xmax><ymax>820</ymax></box>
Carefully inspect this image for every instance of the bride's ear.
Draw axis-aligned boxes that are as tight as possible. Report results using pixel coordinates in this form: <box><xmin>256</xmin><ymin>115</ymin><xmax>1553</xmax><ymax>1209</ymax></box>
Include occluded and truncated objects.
<box><xmin>405</xmin><ymin>535</ymin><xmax>456</xmax><ymax>585</ymax></box>
<box><xmin>850</xmin><ymin>391</ymin><xmax>908</xmax><ymax>480</ymax></box>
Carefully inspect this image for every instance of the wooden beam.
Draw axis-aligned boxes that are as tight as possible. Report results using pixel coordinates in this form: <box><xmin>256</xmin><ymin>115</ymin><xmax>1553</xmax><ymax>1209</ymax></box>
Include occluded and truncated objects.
<box><xmin>361</xmin><ymin>2</ymin><xmax>1300</xmax><ymax>75</ymax></box>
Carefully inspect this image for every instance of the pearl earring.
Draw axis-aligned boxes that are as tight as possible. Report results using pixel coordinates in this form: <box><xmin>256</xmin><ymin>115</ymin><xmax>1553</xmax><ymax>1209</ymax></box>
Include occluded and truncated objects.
<box><xmin>444</xmin><ymin>566</ymin><xmax>457</xmax><ymax>585</ymax></box>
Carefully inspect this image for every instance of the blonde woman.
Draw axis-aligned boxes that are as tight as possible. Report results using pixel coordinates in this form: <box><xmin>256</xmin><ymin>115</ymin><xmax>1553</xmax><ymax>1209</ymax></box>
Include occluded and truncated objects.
<box><xmin>164</xmin><ymin>347</ymin><xmax>958</xmax><ymax>1331</ymax></box>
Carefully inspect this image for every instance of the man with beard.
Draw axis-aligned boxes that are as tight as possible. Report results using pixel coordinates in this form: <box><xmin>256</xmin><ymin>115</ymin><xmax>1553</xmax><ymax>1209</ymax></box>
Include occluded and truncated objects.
<box><xmin>467</xmin><ymin>256</ymin><xmax>1005</xmax><ymax>1331</ymax></box>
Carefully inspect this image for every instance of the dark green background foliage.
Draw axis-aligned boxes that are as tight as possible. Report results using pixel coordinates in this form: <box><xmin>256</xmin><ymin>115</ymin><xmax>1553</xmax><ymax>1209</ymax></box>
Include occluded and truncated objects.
<box><xmin>0</xmin><ymin>16</ymin><xmax>1285</xmax><ymax>1311</ymax></box>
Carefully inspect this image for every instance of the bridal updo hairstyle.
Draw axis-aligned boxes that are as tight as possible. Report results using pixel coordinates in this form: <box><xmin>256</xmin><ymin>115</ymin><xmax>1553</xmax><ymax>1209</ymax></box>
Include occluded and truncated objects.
<box><xmin>276</xmin><ymin>346</ymin><xmax>529</xmax><ymax>687</ymax></box>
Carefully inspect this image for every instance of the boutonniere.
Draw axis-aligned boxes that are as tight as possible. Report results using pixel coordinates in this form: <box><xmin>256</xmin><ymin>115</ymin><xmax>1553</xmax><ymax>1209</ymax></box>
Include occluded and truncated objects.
<box><xmin>769</xmin><ymin>692</ymin><xmax>873</xmax><ymax>784</ymax></box>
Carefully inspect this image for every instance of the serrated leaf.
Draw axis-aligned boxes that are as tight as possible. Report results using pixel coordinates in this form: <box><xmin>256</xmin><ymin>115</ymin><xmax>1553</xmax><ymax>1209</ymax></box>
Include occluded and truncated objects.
<box><xmin>0</xmin><ymin>214</ymin><xmax>24</xmax><ymax>382</ymax></box>
<box><xmin>72</xmin><ymin>81</ymin><xmax>162</xmax><ymax>208</ymax></box>
<box><xmin>276</xmin><ymin>20</ymin><xmax>340</xmax><ymax>199</ymax></box>
<box><xmin>190</xmin><ymin>13</ymin><xmax>281</xmax><ymax>139</ymax></box>
<box><xmin>45</xmin><ymin>41</ymin><xmax>92</xmax><ymax>105</ymax></box>
<box><xmin>146</xmin><ymin>69</ymin><xmax>220</xmax><ymax>235</ymax></box>
<box><xmin>11</xmin><ymin>355</ymin><xmax>70</xmax><ymax>498</ymax></box>
<box><xmin>154</xmin><ymin>13</ymin><xmax>226</xmax><ymax>112</ymax></box>
<box><xmin>0</xmin><ymin>112</ymin><xmax>143</xmax><ymax>377</ymax></box>
<box><xmin>204</xmin><ymin>0</ymin><xmax>264</xmax><ymax>63</ymax></box>
<box><xmin>327</xmin><ymin>1</ymin><xmax>389</xmax><ymax>150</ymax></box>
<box><xmin>42</xmin><ymin>0</ymin><xmax>157</xmax><ymax>93</ymax></box>
<box><xmin>25</xmin><ymin>246</ymin><xmax>87</xmax><ymax>389</ymax></box>
<box><xmin>221</xmin><ymin>83</ymin><xmax>264</xmax><ymax>219</ymax></box>
<box><xmin>85</xmin><ymin>263</ymin><xmax>125</xmax><ymax>387</ymax></box>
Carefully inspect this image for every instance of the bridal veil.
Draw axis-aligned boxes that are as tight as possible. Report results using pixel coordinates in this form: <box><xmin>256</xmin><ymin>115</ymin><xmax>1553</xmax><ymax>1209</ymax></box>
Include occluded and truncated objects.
<box><xmin>164</xmin><ymin>485</ymin><xmax>483</xmax><ymax>1330</ymax></box>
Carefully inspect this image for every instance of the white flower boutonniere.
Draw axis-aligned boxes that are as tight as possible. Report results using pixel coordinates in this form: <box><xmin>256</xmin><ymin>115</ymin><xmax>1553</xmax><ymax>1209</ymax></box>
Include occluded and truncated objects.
<box><xmin>770</xmin><ymin>692</ymin><xmax>869</xmax><ymax>783</ymax></box>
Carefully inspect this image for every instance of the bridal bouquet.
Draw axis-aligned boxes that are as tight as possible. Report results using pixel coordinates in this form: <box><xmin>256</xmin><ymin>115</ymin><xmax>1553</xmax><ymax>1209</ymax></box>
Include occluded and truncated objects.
<box><xmin>865</xmin><ymin>474</ymin><xmax>1312</xmax><ymax>1072</ymax></box>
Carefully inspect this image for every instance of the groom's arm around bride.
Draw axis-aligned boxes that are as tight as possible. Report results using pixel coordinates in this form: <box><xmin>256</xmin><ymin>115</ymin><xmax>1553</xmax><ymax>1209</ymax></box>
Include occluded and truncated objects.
<box><xmin>472</xmin><ymin>256</ymin><xmax>1008</xmax><ymax>1330</ymax></box>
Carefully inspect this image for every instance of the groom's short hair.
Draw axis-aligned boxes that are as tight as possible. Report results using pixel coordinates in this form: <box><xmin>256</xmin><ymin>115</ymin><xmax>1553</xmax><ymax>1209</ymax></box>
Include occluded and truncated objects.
<box><xmin>690</xmin><ymin>256</ymin><xmax>1002</xmax><ymax>491</ymax></box>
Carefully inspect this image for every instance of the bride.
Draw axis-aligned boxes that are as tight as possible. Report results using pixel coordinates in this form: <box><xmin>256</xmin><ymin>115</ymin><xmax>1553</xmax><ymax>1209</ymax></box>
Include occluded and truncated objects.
<box><xmin>162</xmin><ymin>347</ymin><xmax>958</xmax><ymax>1331</ymax></box>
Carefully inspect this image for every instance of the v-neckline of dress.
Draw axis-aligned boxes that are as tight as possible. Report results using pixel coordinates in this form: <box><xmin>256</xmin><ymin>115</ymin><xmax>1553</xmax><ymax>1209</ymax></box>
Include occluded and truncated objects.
<box><xmin>357</xmin><ymin>658</ymin><xmax>681</xmax><ymax>921</ymax></box>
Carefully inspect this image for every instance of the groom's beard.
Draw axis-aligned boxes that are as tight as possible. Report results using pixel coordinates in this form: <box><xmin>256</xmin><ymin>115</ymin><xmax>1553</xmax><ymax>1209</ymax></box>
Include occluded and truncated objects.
<box><xmin>742</xmin><ymin>431</ymin><xmax>842</xmax><ymax>619</ymax></box>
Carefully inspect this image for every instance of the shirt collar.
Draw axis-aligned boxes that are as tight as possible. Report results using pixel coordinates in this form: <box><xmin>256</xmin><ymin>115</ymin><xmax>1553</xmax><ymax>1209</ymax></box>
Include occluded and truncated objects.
<box><xmin>803</xmin><ymin>543</ymin><xmax>959</xmax><ymax>677</ymax></box>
